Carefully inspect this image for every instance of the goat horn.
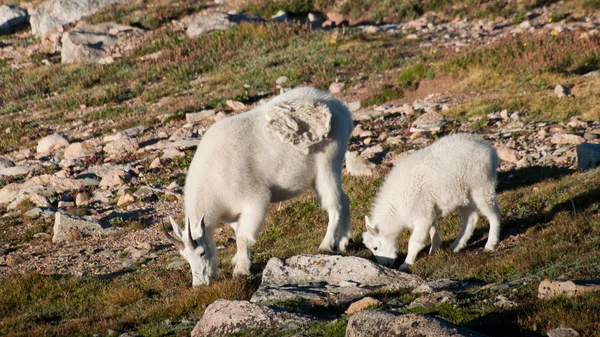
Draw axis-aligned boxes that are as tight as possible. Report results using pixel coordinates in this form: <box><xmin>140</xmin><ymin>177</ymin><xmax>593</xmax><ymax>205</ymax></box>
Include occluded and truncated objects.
<box><xmin>187</xmin><ymin>217</ymin><xmax>198</xmax><ymax>249</ymax></box>
<box><xmin>162</xmin><ymin>221</ymin><xmax>184</xmax><ymax>250</ymax></box>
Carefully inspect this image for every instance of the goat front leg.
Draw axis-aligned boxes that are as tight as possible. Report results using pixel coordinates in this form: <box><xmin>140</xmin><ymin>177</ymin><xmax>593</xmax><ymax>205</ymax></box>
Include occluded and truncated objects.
<box><xmin>232</xmin><ymin>206</ymin><xmax>267</xmax><ymax>278</ymax></box>
<box><xmin>399</xmin><ymin>221</ymin><xmax>431</xmax><ymax>272</ymax></box>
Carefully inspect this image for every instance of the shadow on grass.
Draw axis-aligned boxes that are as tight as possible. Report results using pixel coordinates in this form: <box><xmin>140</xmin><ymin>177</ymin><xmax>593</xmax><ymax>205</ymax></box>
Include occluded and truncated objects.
<box><xmin>497</xmin><ymin>166</ymin><xmax>573</xmax><ymax>192</ymax></box>
<box><xmin>463</xmin><ymin>309</ymin><xmax>539</xmax><ymax>337</ymax></box>
<box><xmin>465</xmin><ymin>170</ymin><xmax>600</xmax><ymax>250</ymax></box>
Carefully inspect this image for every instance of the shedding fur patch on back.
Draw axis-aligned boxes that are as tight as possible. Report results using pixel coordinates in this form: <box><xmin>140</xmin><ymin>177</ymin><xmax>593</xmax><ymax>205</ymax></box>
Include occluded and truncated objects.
<box><xmin>264</xmin><ymin>102</ymin><xmax>332</xmax><ymax>154</ymax></box>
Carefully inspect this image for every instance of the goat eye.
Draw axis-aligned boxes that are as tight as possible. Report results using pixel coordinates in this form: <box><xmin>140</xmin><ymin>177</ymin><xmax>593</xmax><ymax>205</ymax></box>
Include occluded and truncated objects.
<box><xmin>200</xmin><ymin>251</ymin><xmax>206</xmax><ymax>257</ymax></box>
<box><xmin>373</xmin><ymin>247</ymin><xmax>378</xmax><ymax>251</ymax></box>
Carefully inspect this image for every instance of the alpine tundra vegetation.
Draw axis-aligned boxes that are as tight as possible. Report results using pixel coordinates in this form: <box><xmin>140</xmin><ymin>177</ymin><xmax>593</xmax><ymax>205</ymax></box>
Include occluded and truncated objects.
<box><xmin>0</xmin><ymin>0</ymin><xmax>599</xmax><ymax>336</ymax></box>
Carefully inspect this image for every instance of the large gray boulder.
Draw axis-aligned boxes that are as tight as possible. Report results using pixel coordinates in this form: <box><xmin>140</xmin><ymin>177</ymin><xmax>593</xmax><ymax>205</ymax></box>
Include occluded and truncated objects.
<box><xmin>346</xmin><ymin>311</ymin><xmax>490</xmax><ymax>337</ymax></box>
<box><xmin>30</xmin><ymin>0</ymin><xmax>132</xmax><ymax>38</ymax></box>
<box><xmin>251</xmin><ymin>255</ymin><xmax>423</xmax><ymax>306</ymax></box>
<box><xmin>190</xmin><ymin>299</ymin><xmax>316</xmax><ymax>337</ymax></box>
<box><xmin>0</xmin><ymin>5</ymin><xmax>29</xmax><ymax>34</ymax></box>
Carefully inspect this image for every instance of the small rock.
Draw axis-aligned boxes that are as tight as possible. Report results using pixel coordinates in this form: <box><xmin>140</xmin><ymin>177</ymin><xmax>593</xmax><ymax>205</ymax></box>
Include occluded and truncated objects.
<box><xmin>326</xmin><ymin>12</ymin><xmax>345</xmax><ymax>26</ymax></box>
<box><xmin>346</xmin><ymin>311</ymin><xmax>489</xmax><ymax>337</ymax></box>
<box><xmin>186</xmin><ymin>110</ymin><xmax>215</xmax><ymax>124</ymax></box>
<box><xmin>567</xmin><ymin>117</ymin><xmax>587</xmax><ymax>128</ymax></box>
<box><xmin>161</xmin><ymin>148</ymin><xmax>184</xmax><ymax>159</ymax></box>
<box><xmin>0</xmin><ymin>157</ymin><xmax>15</xmax><ymax>169</ymax></box>
<box><xmin>519</xmin><ymin>20</ymin><xmax>532</xmax><ymax>29</ymax></box>
<box><xmin>99</xmin><ymin>169</ymin><xmax>127</xmax><ymax>189</ymax></box>
<box><xmin>547</xmin><ymin>327</ymin><xmax>580</xmax><ymax>337</ymax></box>
<box><xmin>410</xmin><ymin>111</ymin><xmax>447</xmax><ymax>133</ymax></box>
<box><xmin>538</xmin><ymin>279</ymin><xmax>600</xmax><ymax>299</ymax></box>
<box><xmin>576</xmin><ymin>143</ymin><xmax>600</xmax><ymax>170</ymax></box>
<box><xmin>329</xmin><ymin>82</ymin><xmax>345</xmax><ymax>94</ymax></box>
<box><xmin>226</xmin><ymin>100</ymin><xmax>246</xmax><ymax>111</ymax></box>
<box><xmin>345</xmin><ymin>151</ymin><xmax>375</xmax><ymax>176</ymax></box>
<box><xmin>347</xmin><ymin>101</ymin><xmax>361</xmax><ymax>112</ymax></box>
<box><xmin>0</xmin><ymin>165</ymin><xmax>30</xmax><ymax>177</ymax></box>
<box><xmin>149</xmin><ymin>157</ymin><xmax>162</xmax><ymax>169</ymax></box>
<box><xmin>276</xmin><ymin>76</ymin><xmax>288</xmax><ymax>85</ymax></box>
<box><xmin>24</xmin><ymin>207</ymin><xmax>44</xmax><ymax>218</ymax></box>
<box><xmin>345</xmin><ymin>297</ymin><xmax>382</xmax><ymax>314</ymax></box>
<box><xmin>117</xmin><ymin>193</ymin><xmax>134</xmax><ymax>206</ymax></box>
<box><xmin>133</xmin><ymin>186</ymin><xmax>154</xmax><ymax>199</ymax></box>
<box><xmin>190</xmin><ymin>299</ymin><xmax>315</xmax><ymax>337</ymax></box>
<box><xmin>58</xmin><ymin>200</ymin><xmax>75</xmax><ymax>208</ymax></box>
<box><xmin>551</xmin><ymin>134</ymin><xmax>585</xmax><ymax>145</ymax></box>
<box><xmin>103</xmin><ymin>138</ymin><xmax>139</xmax><ymax>155</ymax></box>
<box><xmin>167</xmin><ymin>260</ymin><xmax>186</xmax><ymax>269</ymax></box>
<box><xmin>37</xmin><ymin>134</ymin><xmax>69</xmax><ymax>154</ymax></box>
<box><xmin>497</xmin><ymin>146</ymin><xmax>520</xmax><ymax>164</ymax></box>
<box><xmin>0</xmin><ymin>5</ymin><xmax>29</xmax><ymax>34</ymax></box>
<box><xmin>186</xmin><ymin>12</ymin><xmax>235</xmax><ymax>38</ymax></box>
<box><xmin>493</xmin><ymin>295</ymin><xmax>517</xmax><ymax>309</ymax></box>
<box><xmin>53</xmin><ymin>212</ymin><xmax>114</xmax><ymax>244</ymax></box>
<box><xmin>64</xmin><ymin>142</ymin><xmax>99</xmax><ymax>159</ymax></box>
<box><xmin>554</xmin><ymin>84</ymin><xmax>569</xmax><ymax>98</ymax></box>
<box><xmin>408</xmin><ymin>291</ymin><xmax>454</xmax><ymax>309</ymax></box>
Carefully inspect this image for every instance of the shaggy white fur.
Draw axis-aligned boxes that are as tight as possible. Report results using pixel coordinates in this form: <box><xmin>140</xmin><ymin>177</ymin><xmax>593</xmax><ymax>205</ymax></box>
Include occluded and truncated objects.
<box><xmin>165</xmin><ymin>87</ymin><xmax>354</xmax><ymax>287</ymax></box>
<box><xmin>362</xmin><ymin>133</ymin><xmax>501</xmax><ymax>271</ymax></box>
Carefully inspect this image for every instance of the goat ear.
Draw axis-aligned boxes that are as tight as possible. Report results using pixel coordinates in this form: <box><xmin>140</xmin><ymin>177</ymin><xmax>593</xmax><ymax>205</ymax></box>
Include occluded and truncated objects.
<box><xmin>186</xmin><ymin>217</ymin><xmax>198</xmax><ymax>249</ymax></box>
<box><xmin>365</xmin><ymin>216</ymin><xmax>377</xmax><ymax>235</ymax></box>
<box><xmin>169</xmin><ymin>216</ymin><xmax>184</xmax><ymax>240</ymax></box>
<box><xmin>189</xmin><ymin>214</ymin><xmax>206</xmax><ymax>240</ymax></box>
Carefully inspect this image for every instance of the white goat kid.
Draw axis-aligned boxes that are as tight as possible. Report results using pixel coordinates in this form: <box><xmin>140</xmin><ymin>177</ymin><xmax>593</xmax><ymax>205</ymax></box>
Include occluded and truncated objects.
<box><xmin>163</xmin><ymin>87</ymin><xmax>354</xmax><ymax>287</ymax></box>
<box><xmin>362</xmin><ymin>133</ymin><xmax>501</xmax><ymax>271</ymax></box>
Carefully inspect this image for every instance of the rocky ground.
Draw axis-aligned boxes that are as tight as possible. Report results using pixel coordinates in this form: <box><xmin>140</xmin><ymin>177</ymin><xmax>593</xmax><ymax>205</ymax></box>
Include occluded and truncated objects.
<box><xmin>1</xmin><ymin>0</ymin><xmax>600</xmax><ymax>336</ymax></box>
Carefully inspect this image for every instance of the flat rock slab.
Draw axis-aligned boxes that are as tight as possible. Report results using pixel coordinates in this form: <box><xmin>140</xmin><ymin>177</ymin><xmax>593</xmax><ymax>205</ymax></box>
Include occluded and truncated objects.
<box><xmin>346</xmin><ymin>311</ymin><xmax>490</xmax><ymax>337</ymax></box>
<box><xmin>251</xmin><ymin>254</ymin><xmax>423</xmax><ymax>306</ymax></box>
<box><xmin>190</xmin><ymin>299</ymin><xmax>316</xmax><ymax>337</ymax></box>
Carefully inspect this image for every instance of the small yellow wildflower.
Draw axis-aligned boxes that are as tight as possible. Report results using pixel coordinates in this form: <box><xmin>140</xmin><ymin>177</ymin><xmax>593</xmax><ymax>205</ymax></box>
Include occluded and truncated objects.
<box><xmin>553</xmin><ymin>30</ymin><xmax>558</xmax><ymax>36</ymax></box>
<box><xmin>523</xmin><ymin>42</ymin><xmax>527</xmax><ymax>47</ymax></box>
<box><xmin>433</xmin><ymin>49</ymin><xmax>437</xmax><ymax>55</ymax></box>
<box><xmin>548</xmin><ymin>18</ymin><xmax>552</xmax><ymax>23</ymax></box>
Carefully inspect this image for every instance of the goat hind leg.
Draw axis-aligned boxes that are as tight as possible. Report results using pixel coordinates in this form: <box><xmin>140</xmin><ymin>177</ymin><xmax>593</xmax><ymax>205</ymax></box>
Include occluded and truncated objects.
<box><xmin>429</xmin><ymin>220</ymin><xmax>441</xmax><ymax>254</ymax></box>
<box><xmin>314</xmin><ymin>173</ymin><xmax>343</xmax><ymax>252</ymax></box>
<box><xmin>336</xmin><ymin>192</ymin><xmax>352</xmax><ymax>252</ymax></box>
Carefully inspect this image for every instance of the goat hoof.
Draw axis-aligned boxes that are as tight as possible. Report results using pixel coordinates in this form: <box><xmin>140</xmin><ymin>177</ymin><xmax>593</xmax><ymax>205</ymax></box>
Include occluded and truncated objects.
<box><xmin>318</xmin><ymin>243</ymin><xmax>334</xmax><ymax>253</ymax></box>
<box><xmin>484</xmin><ymin>244</ymin><xmax>497</xmax><ymax>252</ymax></box>
<box><xmin>337</xmin><ymin>237</ymin><xmax>350</xmax><ymax>252</ymax></box>
<box><xmin>233</xmin><ymin>268</ymin><xmax>251</xmax><ymax>278</ymax></box>
<box><xmin>450</xmin><ymin>244</ymin><xmax>463</xmax><ymax>253</ymax></box>
<box><xmin>398</xmin><ymin>263</ymin><xmax>412</xmax><ymax>272</ymax></box>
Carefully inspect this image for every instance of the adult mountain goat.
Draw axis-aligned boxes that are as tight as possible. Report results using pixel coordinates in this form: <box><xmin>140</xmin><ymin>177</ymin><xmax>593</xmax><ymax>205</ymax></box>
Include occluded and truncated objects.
<box><xmin>362</xmin><ymin>133</ymin><xmax>501</xmax><ymax>271</ymax></box>
<box><xmin>163</xmin><ymin>87</ymin><xmax>354</xmax><ymax>287</ymax></box>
